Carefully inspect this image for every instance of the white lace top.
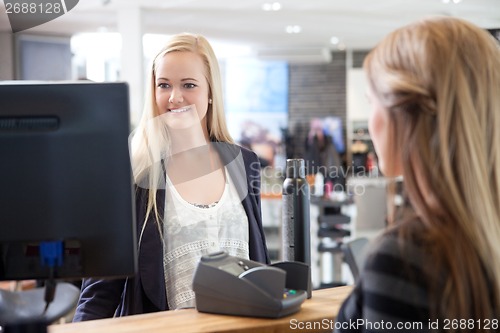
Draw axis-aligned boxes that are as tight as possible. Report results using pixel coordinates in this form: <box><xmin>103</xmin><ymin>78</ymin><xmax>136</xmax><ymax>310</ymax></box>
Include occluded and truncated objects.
<box><xmin>163</xmin><ymin>167</ymin><xmax>249</xmax><ymax>309</ymax></box>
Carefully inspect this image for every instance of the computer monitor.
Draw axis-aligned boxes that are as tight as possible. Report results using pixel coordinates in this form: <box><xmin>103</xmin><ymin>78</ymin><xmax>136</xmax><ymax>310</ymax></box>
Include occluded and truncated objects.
<box><xmin>0</xmin><ymin>81</ymin><xmax>137</xmax><ymax>282</ymax></box>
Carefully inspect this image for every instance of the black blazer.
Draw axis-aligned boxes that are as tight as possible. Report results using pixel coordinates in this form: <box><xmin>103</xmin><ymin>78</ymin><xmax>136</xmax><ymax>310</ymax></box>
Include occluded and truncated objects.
<box><xmin>73</xmin><ymin>144</ymin><xmax>269</xmax><ymax>321</ymax></box>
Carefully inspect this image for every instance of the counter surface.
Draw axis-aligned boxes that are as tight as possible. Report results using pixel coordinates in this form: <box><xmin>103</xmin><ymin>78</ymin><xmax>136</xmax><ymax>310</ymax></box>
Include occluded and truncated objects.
<box><xmin>49</xmin><ymin>286</ymin><xmax>352</xmax><ymax>333</ymax></box>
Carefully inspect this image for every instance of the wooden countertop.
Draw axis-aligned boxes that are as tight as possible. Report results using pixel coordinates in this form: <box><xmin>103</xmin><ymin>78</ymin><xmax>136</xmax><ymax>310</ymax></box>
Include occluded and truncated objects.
<box><xmin>49</xmin><ymin>286</ymin><xmax>352</xmax><ymax>333</ymax></box>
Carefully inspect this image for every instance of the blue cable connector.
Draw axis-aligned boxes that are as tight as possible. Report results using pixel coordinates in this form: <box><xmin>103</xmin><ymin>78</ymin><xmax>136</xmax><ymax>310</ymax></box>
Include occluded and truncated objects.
<box><xmin>39</xmin><ymin>241</ymin><xmax>63</xmax><ymax>312</ymax></box>
<box><xmin>39</xmin><ymin>241</ymin><xmax>63</xmax><ymax>267</ymax></box>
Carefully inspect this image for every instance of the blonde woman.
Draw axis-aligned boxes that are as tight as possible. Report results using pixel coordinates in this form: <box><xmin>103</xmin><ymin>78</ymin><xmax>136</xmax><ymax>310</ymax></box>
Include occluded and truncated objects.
<box><xmin>73</xmin><ymin>33</ymin><xmax>269</xmax><ymax>321</ymax></box>
<box><xmin>335</xmin><ymin>17</ymin><xmax>500</xmax><ymax>332</ymax></box>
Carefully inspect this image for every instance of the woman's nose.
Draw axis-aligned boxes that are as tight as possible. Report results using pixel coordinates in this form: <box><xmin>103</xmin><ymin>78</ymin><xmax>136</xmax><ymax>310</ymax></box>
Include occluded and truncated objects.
<box><xmin>168</xmin><ymin>89</ymin><xmax>183</xmax><ymax>104</ymax></box>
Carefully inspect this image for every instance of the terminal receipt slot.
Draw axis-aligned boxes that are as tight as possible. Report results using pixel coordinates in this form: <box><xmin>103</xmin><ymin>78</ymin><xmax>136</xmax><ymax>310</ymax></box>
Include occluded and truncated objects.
<box><xmin>192</xmin><ymin>251</ymin><xmax>309</xmax><ymax>318</ymax></box>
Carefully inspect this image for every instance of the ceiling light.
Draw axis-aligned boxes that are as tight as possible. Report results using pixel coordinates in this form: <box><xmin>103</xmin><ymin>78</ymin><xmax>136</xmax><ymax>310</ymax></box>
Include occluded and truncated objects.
<box><xmin>262</xmin><ymin>2</ymin><xmax>281</xmax><ymax>11</ymax></box>
<box><xmin>286</xmin><ymin>25</ymin><xmax>301</xmax><ymax>34</ymax></box>
<box><xmin>442</xmin><ymin>0</ymin><xmax>450</xmax><ymax>3</ymax></box>
<box><xmin>330</xmin><ymin>36</ymin><xmax>339</xmax><ymax>45</ymax></box>
<box><xmin>452</xmin><ymin>0</ymin><xmax>461</xmax><ymax>3</ymax></box>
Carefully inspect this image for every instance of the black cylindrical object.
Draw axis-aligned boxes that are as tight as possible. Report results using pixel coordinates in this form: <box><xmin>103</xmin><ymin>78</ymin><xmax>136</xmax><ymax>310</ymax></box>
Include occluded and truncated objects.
<box><xmin>282</xmin><ymin>159</ymin><xmax>311</xmax><ymax>266</ymax></box>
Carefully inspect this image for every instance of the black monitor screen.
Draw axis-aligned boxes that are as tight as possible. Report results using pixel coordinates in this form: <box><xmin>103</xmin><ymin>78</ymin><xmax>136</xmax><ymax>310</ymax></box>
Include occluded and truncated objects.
<box><xmin>0</xmin><ymin>81</ymin><xmax>137</xmax><ymax>281</ymax></box>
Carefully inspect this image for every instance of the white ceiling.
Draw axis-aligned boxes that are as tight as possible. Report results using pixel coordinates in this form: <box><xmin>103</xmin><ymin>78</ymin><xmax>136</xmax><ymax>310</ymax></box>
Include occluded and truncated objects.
<box><xmin>0</xmin><ymin>0</ymin><xmax>499</xmax><ymax>52</ymax></box>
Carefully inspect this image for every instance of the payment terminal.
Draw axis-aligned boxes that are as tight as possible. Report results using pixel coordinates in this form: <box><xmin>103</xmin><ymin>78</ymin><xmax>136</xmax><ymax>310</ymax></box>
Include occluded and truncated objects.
<box><xmin>192</xmin><ymin>251</ymin><xmax>309</xmax><ymax>318</ymax></box>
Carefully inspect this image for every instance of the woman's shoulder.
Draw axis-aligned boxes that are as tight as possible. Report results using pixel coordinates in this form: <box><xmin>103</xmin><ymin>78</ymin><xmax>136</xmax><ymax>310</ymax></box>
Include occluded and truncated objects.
<box><xmin>214</xmin><ymin>142</ymin><xmax>259</xmax><ymax>162</ymax></box>
<box><xmin>364</xmin><ymin>230</ymin><xmax>427</xmax><ymax>272</ymax></box>
<box><xmin>238</xmin><ymin>144</ymin><xmax>259</xmax><ymax>161</ymax></box>
<box><xmin>358</xmin><ymin>231</ymin><xmax>431</xmax><ymax>323</ymax></box>
<box><xmin>361</xmin><ymin>230</ymin><xmax>430</xmax><ymax>300</ymax></box>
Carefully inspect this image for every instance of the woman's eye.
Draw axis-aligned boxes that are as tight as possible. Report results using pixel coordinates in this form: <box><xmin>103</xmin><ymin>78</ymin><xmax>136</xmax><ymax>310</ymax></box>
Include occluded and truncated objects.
<box><xmin>184</xmin><ymin>83</ymin><xmax>197</xmax><ymax>89</ymax></box>
<box><xmin>157</xmin><ymin>83</ymin><xmax>169</xmax><ymax>89</ymax></box>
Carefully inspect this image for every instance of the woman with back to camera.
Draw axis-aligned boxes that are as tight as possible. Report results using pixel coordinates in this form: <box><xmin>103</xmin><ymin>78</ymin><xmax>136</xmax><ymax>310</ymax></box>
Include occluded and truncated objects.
<box><xmin>73</xmin><ymin>33</ymin><xmax>269</xmax><ymax>321</ymax></box>
<box><xmin>334</xmin><ymin>17</ymin><xmax>500</xmax><ymax>332</ymax></box>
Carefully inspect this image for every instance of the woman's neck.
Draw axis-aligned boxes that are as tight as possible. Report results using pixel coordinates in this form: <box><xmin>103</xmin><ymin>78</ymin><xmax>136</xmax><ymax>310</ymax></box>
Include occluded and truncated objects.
<box><xmin>169</xmin><ymin>126</ymin><xmax>210</xmax><ymax>155</ymax></box>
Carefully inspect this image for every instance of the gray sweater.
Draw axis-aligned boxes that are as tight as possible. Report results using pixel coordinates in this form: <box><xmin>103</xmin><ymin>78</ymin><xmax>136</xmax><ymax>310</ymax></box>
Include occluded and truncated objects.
<box><xmin>334</xmin><ymin>232</ymin><xmax>430</xmax><ymax>333</ymax></box>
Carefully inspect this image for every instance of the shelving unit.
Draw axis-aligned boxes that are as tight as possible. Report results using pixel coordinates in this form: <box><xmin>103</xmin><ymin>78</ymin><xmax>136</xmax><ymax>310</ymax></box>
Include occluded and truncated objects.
<box><xmin>310</xmin><ymin>196</ymin><xmax>353</xmax><ymax>288</ymax></box>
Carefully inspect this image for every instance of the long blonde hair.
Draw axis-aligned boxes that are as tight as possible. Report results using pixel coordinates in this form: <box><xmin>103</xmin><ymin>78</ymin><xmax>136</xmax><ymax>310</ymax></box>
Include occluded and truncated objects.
<box><xmin>364</xmin><ymin>17</ymin><xmax>500</xmax><ymax>323</ymax></box>
<box><xmin>130</xmin><ymin>33</ymin><xmax>234</xmax><ymax>241</ymax></box>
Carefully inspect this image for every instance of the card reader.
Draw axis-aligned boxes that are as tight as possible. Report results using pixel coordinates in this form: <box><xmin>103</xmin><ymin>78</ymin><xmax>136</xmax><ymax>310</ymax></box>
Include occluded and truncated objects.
<box><xmin>192</xmin><ymin>251</ymin><xmax>309</xmax><ymax>318</ymax></box>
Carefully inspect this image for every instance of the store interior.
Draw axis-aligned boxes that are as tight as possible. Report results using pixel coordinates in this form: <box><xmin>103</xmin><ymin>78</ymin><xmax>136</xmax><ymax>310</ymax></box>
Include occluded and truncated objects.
<box><xmin>0</xmin><ymin>0</ymin><xmax>499</xmax><ymax>329</ymax></box>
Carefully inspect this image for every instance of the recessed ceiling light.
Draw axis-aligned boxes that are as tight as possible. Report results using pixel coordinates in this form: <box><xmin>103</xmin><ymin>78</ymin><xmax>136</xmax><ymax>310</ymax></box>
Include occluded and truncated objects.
<box><xmin>262</xmin><ymin>2</ymin><xmax>281</xmax><ymax>11</ymax></box>
<box><xmin>330</xmin><ymin>36</ymin><xmax>339</xmax><ymax>45</ymax></box>
<box><xmin>442</xmin><ymin>0</ymin><xmax>450</xmax><ymax>3</ymax></box>
<box><xmin>285</xmin><ymin>25</ymin><xmax>301</xmax><ymax>34</ymax></box>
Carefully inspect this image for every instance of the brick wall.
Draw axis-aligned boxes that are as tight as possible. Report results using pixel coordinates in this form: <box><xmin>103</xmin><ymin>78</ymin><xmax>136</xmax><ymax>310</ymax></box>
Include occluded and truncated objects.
<box><xmin>352</xmin><ymin>50</ymin><xmax>369</xmax><ymax>69</ymax></box>
<box><xmin>286</xmin><ymin>50</ymin><xmax>370</xmax><ymax>166</ymax></box>
<box><xmin>287</xmin><ymin>51</ymin><xmax>346</xmax><ymax>159</ymax></box>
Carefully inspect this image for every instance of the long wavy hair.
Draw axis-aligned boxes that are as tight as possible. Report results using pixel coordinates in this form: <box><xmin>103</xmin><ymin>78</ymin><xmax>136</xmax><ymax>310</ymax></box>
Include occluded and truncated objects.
<box><xmin>364</xmin><ymin>16</ymin><xmax>500</xmax><ymax>324</ymax></box>
<box><xmin>130</xmin><ymin>33</ymin><xmax>234</xmax><ymax>243</ymax></box>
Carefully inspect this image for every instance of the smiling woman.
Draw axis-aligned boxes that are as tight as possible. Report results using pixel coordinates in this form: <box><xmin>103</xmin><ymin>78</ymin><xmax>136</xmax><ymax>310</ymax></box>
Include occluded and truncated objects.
<box><xmin>154</xmin><ymin>50</ymin><xmax>211</xmax><ymax>132</ymax></box>
<box><xmin>72</xmin><ymin>32</ymin><xmax>270</xmax><ymax>321</ymax></box>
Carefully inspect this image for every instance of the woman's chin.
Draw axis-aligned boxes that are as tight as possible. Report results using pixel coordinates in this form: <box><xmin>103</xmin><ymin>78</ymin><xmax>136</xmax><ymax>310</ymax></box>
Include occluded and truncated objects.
<box><xmin>378</xmin><ymin>163</ymin><xmax>402</xmax><ymax>178</ymax></box>
<box><xmin>165</xmin><ymin>120</ymin><xmax>195</xmax><ymax>130</ymax></box>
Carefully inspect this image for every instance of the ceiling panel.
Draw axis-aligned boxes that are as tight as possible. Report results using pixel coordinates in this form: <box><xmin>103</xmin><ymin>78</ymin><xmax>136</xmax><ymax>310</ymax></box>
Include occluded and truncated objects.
<box><xmin>0</xmin><ymin>0</ymin><xmax>498</xmax><ymax>51</ymax></box>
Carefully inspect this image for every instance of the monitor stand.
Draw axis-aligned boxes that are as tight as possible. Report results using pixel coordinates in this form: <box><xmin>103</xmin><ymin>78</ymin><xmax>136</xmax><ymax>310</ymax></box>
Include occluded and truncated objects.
<box><xmin>0</xmin><ymin>282</ymin><xmax>80</xmax><ymax>332</ymax></box>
